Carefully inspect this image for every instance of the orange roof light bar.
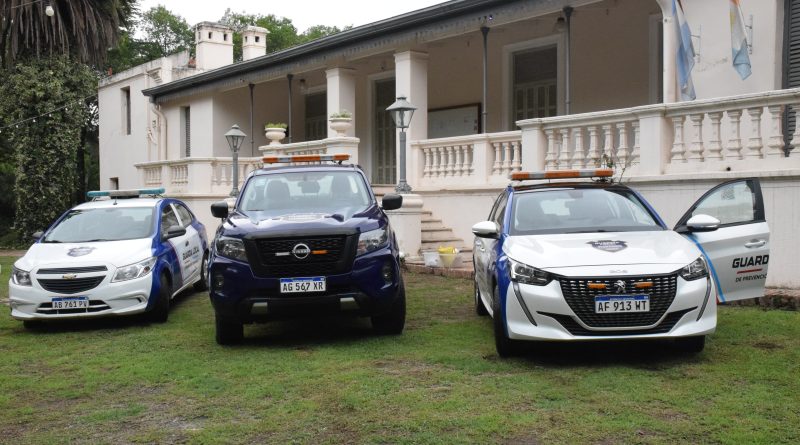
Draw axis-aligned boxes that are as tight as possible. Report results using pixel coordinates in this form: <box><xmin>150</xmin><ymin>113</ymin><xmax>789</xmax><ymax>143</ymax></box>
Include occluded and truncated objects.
<box><xmin>262</xmin><ymin>153</ymin><xmax>351</xmax><ymax>164</ymax></box>
<box><xmin>511</xmin><ymin>168</ymin><xmax>614</xmax><ymax>181</ymax></box>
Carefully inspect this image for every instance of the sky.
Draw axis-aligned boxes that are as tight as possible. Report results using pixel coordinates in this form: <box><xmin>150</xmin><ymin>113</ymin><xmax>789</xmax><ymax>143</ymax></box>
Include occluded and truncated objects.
<box><xmin>136</xmin><ymin>0</ymin><xmax>447</xmax><ymax>33</ymax></box>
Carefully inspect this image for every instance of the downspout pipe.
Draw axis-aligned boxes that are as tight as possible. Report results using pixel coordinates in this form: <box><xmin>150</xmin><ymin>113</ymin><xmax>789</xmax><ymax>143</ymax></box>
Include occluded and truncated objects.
<box><xmin>249</xmin><ymin>83</ymin><xmax>255</xmax><ymax>157</ymax></box>
<box><xmin>563</xmin><ymin>6</ymin><xmax>573</xmax><ymax>115</ymax></box>
<box><xmin>151</xmin><ymin>102</ymin><xmax>168</xmax><ymax>160</ymax></box>
<box><xmin>287</xmin><ymin>73</ymin><xmax>294</xmax><ymax>143</ymax></box>
<box><xmin>481</xmin><ymin>25</ymin><xmax>489</xmax><ymax>133</ymax></box>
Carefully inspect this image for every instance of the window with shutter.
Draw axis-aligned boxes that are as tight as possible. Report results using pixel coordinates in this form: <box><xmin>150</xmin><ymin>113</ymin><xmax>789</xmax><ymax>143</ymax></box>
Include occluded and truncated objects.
<box><xmin>783</xmin><ymin>0</ymin><xmax>800</xmax><ymax>154</ymax></box>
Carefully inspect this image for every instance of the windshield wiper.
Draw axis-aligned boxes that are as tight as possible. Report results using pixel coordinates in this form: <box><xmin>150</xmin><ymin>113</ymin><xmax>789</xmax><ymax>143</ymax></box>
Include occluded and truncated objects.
<box><xmin>566</xmin><ymin>229</ymin><xmax>609</xmax><ymax>233</ymax></box>
<box><xmin>42</xmin><ymin>239</ymin><xmax>62</xmax><ymax>243</ymax></box>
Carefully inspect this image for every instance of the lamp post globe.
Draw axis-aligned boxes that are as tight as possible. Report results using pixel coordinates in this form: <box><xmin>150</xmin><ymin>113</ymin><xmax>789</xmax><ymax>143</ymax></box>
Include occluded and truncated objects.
<box><xmin>386</xmin><ymin>97</ymin><xmax>416</xmax><ymax>193</ymax></box>
<box><xmin>225</xmin><ymin>124</ymin><xmax>247</xmax><ymax>197</ymax></box>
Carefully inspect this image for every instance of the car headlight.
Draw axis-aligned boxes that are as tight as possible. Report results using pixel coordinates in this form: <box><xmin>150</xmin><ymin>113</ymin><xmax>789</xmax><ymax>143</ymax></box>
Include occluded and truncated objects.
<box><xmin>680</xmin><ymin>256</ymin><xmax>708</xmax><ymax>281</ymax></box>
<box><xmin>508</xmin><ymin>258</ymin><xmax>551</xmax><ymax>286</ymax></box>
<box><xmin>357</xmin><ymin>228</ymin><xmax>388</xmax><ymax>256</ymax></box>
<box><xmin>11</xmin><ymin>266</ymin><xmax>32</xmax><ymax>286</ymax></box>
<box><xmin>112</xmin><ymin>257</ymin><xmax>156</xmax><ymax>282</ymax></box>
<box><xmin>216</xmin><ymin>236</ymin><xmax>248</xmax><ymax>262</ymax></box>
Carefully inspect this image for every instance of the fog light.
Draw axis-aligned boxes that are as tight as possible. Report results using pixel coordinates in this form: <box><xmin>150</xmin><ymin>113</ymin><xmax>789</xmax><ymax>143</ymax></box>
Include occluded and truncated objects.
<box><xmin>381</xmin><ymin>262</ymin><xmax>394</xmax><ymax>283</ymax></box>
<box><xmin>213</xmin><ymin>273</ymin><xmax>225</xmax><ymax>290</ymax></box>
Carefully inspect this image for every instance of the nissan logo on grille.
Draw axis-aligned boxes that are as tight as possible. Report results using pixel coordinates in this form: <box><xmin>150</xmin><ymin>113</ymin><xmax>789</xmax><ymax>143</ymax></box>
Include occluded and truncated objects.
<box><xmin>614</xmin><ymin>280</ymin><xmax>626</xmax><ymax>294</ymax></box>
<box><xmin>292</xmin><ymin>243</ymin><xmax>311</xmax><ymax>259</ymax></box>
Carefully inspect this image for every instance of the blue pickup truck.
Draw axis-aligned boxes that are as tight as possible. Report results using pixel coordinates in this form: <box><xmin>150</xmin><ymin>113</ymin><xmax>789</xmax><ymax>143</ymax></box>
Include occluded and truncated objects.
<box><xmin>207</xmin><ymin>154</ymin><xmax>405</xmax><ymax>344</ymax></box>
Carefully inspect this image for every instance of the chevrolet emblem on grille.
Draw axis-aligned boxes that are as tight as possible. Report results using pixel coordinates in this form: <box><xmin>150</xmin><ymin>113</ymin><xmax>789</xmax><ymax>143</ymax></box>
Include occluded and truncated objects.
<box><xmin>62</xmin><ymin>273</ymin><xmax>77</xmax><ymax>280</ymax></box>
<box><xmin>614</xmin><ymin>280</ymin><xmax>626</xmax><ymax>294</ymax></box>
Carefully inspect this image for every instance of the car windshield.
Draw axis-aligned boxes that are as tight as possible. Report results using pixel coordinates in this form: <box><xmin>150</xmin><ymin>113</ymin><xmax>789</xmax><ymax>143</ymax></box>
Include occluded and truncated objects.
<box><xmin>239</xmin><ymin>170</ymin><xmax>372</xmax><ymax>220</ymax></box>
<box><xmin>510</xmin><ymin>188</ymin><xmax>663</xmax><ymax>235</ymax></box>
<box><xmin>43</xmin><ymin>207</ymin><xmax>155</xmax><ymax>243</ymax></box>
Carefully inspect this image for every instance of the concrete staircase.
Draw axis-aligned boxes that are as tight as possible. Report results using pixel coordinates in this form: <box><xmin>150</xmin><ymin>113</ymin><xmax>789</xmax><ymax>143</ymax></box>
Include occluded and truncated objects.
<box><xmin>373</xmin><ymin>186</ymin><xmax>471</xmax><ymax>266</ymax></box>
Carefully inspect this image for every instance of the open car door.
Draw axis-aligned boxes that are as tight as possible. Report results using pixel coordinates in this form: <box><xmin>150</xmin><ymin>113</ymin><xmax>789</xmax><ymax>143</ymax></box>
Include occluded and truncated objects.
<box><xmin>674</xmin><ymin>178</ymin><xmax>770</xmax><ymax>303</ymax></box>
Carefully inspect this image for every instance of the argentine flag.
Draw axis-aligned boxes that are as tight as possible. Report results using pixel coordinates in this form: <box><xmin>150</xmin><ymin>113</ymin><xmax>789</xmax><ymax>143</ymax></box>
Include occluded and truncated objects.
<box><xmin>730</xmin><ymin>0</ymin><xmax>752</xmax><ymax>79</ymax></box>
<box><xmin>673</xmin><ymin>0</ymin><xmax>696</xmax><ymax>100</ymax></box>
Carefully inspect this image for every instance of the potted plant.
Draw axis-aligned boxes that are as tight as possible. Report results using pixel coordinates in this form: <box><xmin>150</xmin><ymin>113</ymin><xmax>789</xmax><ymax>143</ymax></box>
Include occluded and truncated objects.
<box><xmin>264</xmin><ymin>122</ymin><xmax>287</xmax><ymax>145</ymax></box>
<box><xmin>329</xmin><ymin>110</ymin><xmax>352</xmax><ymax>136</ymax></box>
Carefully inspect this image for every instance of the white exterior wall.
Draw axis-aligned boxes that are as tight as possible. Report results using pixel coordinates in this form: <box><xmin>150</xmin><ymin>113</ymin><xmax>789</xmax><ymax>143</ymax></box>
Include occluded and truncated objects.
<box><xmin>682</xmin><ymin>0</ymin><xmax>782</xmax><ymax>98</ymax></box>
<box><xmin>98</xmin><ymin>73</ymin><xmax>150</xmax><ymax>190</ymax></box>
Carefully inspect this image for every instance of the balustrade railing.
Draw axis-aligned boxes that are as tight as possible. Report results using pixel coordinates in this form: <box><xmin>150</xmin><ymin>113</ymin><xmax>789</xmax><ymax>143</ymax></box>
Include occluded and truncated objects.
<box><xmin>410</xmin><ymin>131</ymin><xmax>521</xmax><ymax>188</ymax></box>
<box><xmin>518</xmin><ymin>87</ymin><xmax>800</xmax><ymax>177</ymax></box>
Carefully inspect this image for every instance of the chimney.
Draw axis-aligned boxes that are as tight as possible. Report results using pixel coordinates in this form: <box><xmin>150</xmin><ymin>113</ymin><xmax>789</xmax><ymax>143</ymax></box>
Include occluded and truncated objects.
<box><xmin>242</xmin><ymin>26</ymin><xmax>269</xmax><ymax>61</ymax></box>
<box><xmin>194</xmin><ymin>22</ymin><xmax>234</xmax><ymax>70</ymax></box>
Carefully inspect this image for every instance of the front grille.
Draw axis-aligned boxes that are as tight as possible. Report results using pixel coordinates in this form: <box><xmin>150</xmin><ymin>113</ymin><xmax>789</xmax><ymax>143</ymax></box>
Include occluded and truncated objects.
<box><xmin>558</xmin><ymin>274</ymin><xmax>678</xmax><ymax>328</ymax></box>
<box><xmin>539</xmin><ymin>308</ymin><xmax>696</xmax><ymax>336</ymax></box>
<box><xmin>37</xmin><ymin>266</ymin><xmax>108</xmax><ymax>274</ymax></box>
<box><xmin>37</xmin><ymin>276</ymin><xmax>105</xmax><ymax>294</ymax></box>
<box><xmin>251</xmin><ymin>235</ymin><xmax>354</xmax><ymax>277</ymax></box>
<box><xmin>36</xmin><ymin>300</ymin><xmax>111</xmax><ymax>315</ymax></box>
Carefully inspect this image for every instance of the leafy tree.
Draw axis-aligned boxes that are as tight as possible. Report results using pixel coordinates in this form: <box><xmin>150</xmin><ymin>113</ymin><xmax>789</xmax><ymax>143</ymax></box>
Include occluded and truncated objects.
<box><xmin>299</xmin><ymin>25</ymin><xmax>352</xmax><ymax>44</ymax></box>
<box><xmin>0</xmin><ymin>58</ymin><xmax>96</xmax><ymax>239</ymax></box>
<box><xmin>106</xmin><ymin>31</ymin><xmax>162</xmax><ymax>73</ymax></box>
<box><xmin>219</xmin><ymin>10</ymin><xmax>348</xmax><ymax>61</ymax></box>
<box><xmin>139</xmin><ymin>6</ymin><xmax>194</xmax><ymax>57</ymax></box>
<box><xmin>0</xmin><ymin>0</ymin><xmax>136</xmax><ymax>68</ymax></box>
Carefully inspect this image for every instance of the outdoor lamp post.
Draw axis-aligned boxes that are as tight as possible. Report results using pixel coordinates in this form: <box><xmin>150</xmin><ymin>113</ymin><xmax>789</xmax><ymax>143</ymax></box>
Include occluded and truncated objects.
<box><xmin>386</xmin><ymin>96</ymin><xmax>416</xmax><ymax>193</ymax></box>
<box><xmin>225</xmin><ymin>124</ymin><xmax>246</xmax><ymax>197</ymax></box>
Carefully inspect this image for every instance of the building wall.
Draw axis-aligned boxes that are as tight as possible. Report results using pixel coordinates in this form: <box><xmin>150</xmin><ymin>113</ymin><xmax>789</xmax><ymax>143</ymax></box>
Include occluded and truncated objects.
<box><xmin>98</xmin><ymin>73</ymin><xmax>149</xmax><ymax>190</ymax></box>
<box><xmin>683</xmin><ymin>0</ymin><xmax>782</xmax><ymax>98</ymax></box>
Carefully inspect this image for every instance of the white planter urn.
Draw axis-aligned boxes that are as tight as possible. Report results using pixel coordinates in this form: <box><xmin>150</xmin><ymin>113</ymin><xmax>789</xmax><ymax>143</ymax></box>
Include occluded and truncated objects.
<box><xmin>329</xmin><ymin>117</ymin><xmax>352</xmax><ymax>137</ymax></box>
<box><xmin>265</xmin><ymin>127</ymin><xmax>286</xmax><ymax>145</ymax></box>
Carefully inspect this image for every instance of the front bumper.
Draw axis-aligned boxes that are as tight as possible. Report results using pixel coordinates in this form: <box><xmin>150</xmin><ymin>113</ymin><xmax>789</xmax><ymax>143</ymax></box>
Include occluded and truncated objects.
<box><xmin>9</xmin><ymin>273</ymin><xmax>154</xmax><ymax>321</ymax></box>
<box><xmin>209</xmin><ymin>247</ymin><xmax>401</xmax><ymax>323</ymax></box>
<box><xmin>503</xmin><ymin>276</ymin><xmax>716</xmax><ymax>341</ymax></box>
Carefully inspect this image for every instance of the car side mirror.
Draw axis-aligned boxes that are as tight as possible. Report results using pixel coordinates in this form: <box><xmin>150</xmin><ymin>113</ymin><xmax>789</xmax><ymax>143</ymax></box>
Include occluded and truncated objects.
<box><xmin>211</xmin><ymin>201</ymin><xmax>229</xmax><ymax>219</ymax></box>
<box><xmin>164</xmin><ymin>225</ymin><xmax>186</xmax><ymax>240</ymax></box>
<box><xmin>31</xmin><ymin>231</ymin><xmax>43</xmax><ymax>241</ymax></box>
<box><xmin>685</xmin><ymin>214</ymin><xmax>720</xmax><ymax>232</ymax></box>
<box><xmin>381</xmin><ymin>194</ymin><xmax>403</xmax><ymax>211</ymax></box>
<box><xmin>472</xmin><ymin>221</ymin><xmax>500</xmax><ymax>239</ymax></box>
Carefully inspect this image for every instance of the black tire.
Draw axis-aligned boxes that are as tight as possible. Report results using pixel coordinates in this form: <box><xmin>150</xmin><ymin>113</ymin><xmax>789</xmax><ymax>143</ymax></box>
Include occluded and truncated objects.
<box><xmin>676</xmin><ymin>335</ymin><xmax>705</xmax><ymax>354</ymax></box>
<box><xmin>193</xmin><ymin>253</ymin><xmax>208</xmax><ymax>292</ymax></box>
<box><xmin>492</xmin><ymin>283</ymin><xmax>520</xmax><ymax>357</ymax></box>
<box><xmin>148</xmin><ymin>274</ymin><xmax>171</xmax><ymax>323</ymax></box>
<box><xmin>372</xmin><ymin>284</ymin><xmax>406</xmax><ymax>335</ymax></box>
<box><xmin>215</xmin><ymin>314</ymin><xmax>243</xmax><ymax>345</ymax></box>
<box><xmin>475</xmin><ymin>279</ymin><xmax>489</xmax><ymax>316</ymax></box>
<box><xmin>22</xmin><ymin>320</ymin><xmax>42</xmax><ymax>330</ymax></box>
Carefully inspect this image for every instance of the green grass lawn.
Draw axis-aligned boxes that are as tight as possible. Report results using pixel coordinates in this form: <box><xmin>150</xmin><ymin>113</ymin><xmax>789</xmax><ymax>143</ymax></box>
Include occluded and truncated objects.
<box><xmin>1</xmin><ymin>256</ymin><xmax>798</xmax><ymax>444</ymax></box>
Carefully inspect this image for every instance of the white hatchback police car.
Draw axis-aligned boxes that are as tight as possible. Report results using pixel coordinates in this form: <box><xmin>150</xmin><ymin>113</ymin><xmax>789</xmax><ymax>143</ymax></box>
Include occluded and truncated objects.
<box><xmin>472</xmin><ymin>169</ymin><xmax>770</xmax><ymax>356</ymax></box>
<box><xmin>8</xmin><ymin>189</ymin><xmax>208</xmax><ymax>327</ymax></box>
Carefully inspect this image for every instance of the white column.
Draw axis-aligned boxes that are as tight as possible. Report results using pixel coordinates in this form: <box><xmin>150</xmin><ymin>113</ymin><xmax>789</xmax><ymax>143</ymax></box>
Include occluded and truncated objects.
<box><xmin>656</xmin><ymin>0</ymin><xmax>678</xmax><ymax>103</ymax></box>
<box><xmin>637</xmin><ymin>109</ymin><xmax>671</xmax><ymax>175</ymax></box>
<box><xmin>519</xmin><ymin>122</ymin><xmax>547</xmax><ymax>171</ymax></box>
<box><xmin>394</xmin><ymin>50</ymin><xmax>428</xmax><ymax>183</ymax></box>
<box><xmin>325</xmin><ymin>68</ymin><xmax>357</xmax><ymax>138</ymax></box>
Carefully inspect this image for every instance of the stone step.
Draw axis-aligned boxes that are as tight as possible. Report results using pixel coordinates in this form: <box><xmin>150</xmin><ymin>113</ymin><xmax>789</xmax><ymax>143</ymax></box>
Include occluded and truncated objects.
<box><xmin>421</xmin><ymin>227</ymin><xmax>453</xmax><ymax>238</ymax></box>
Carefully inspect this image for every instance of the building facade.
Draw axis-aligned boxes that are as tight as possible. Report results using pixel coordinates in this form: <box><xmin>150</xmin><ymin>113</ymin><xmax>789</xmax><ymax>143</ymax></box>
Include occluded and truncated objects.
<box><xmin>98</xmin><ymin>0</ymin><xmax>800</xmax><ymax>287</ymax></box>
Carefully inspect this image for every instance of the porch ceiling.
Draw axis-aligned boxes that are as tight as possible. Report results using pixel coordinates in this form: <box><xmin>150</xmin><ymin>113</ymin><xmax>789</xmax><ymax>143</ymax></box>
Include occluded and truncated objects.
<box><xmin>142</xmin><ymin>0</ymin><xmax>599</xmax><ymax>104</ymax></box>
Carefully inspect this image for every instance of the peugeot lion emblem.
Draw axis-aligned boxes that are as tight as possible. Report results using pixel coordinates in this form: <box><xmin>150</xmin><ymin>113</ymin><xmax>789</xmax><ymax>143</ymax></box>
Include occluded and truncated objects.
<box><xmin>614</xmin><ymin>280</ymin><xmax>626</xmax><ymax>294</ymax></box>
<box><xmin>291</xmin><ymin>243</ymin><xmax>311</xmax><ymax>260</ymax></box>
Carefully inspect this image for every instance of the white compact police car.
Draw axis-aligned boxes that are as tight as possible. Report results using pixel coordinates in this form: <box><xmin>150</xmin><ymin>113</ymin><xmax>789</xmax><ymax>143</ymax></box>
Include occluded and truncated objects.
<box><xmin>472</xmin><ymin>169</ymin><xmax>770</xmax><ymax>356</ymax></box>
<box><xmin>8</xmin><ymin>188</ymin><xmax>208</xmax><ymax>327</ymax></box>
